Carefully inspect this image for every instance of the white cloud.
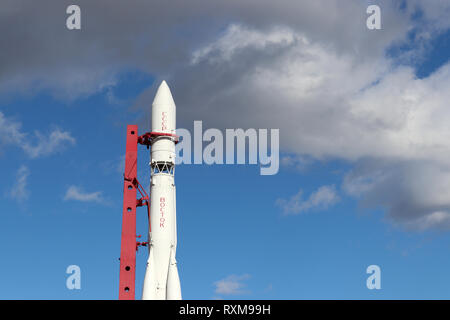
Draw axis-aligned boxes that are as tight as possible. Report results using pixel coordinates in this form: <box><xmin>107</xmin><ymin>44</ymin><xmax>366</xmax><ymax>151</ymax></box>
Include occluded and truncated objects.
<box><xmin>0</xmin><ymin>112</ymin><xmax>25</xmax><ymax>147</ymax></box>
<box><xmin>64</xmin><ymin>186</ymin><xmax>103</xmax><ymax>203</ymax></box>
<box><xmin>264</xmin><ymin>283</ymin><xmax>273</xmax><ymax>292</ymax></box>
<box><xmin>277</xmin><ymin>185</ymin><xmax>339</xmax><ymax>215</ymax></box>
<box><xmin>281</xmin><ymin>154</ymin><xmax>314</xmax><ymax>172</ymax></box>
<box><xmin>9</xmin><ymin>165</ymin><xmax>30</xmax><ymax>202</ymax></box>
<box><xmin>0</xmin><ymin>111</ymin><xmax>75</xmax><ymax>158</ymax></box>
<box><xmin>187</xmin><ymin>23</ymin><xmax>449</xmax><ymax>163</ymax></box>
<box><xmin>23</xmin><ymin>129</ymin><xmax>76</xmax><ymax>158</ymax></box>
<box><xmin>343</xmin><ymin>168</ymin><xmax>387</xmax><ymax>198</ymax></box>
<box><xmin>177</xmin><ymin>18</ymin><xmax>450</xmax><ymax>230</ymax></box>
<box><xmin>192</xmin><ymin>24</ymin><xmax>296</xmax><ymax>64</ymax></box>
<box><xmin>213</xmin><ymin>274</ymin><xmax>251</xmax><ymax>295</ymax></box>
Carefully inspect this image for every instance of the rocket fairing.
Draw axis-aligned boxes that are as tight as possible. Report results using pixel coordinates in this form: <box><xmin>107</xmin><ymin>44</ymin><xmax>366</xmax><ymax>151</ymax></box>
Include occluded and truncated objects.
<box><xmin>142</xmin><ymin>81</ymin><xmax>182</xmax><ymax>300</ymax></box>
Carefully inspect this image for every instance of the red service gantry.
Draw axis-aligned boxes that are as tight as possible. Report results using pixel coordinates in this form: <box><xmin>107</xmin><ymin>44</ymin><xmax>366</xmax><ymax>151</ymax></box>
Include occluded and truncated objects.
<box><xmin>118</xmin><ymin>125</ymin><xmax>178</xmax><ymax>300</ymax></box>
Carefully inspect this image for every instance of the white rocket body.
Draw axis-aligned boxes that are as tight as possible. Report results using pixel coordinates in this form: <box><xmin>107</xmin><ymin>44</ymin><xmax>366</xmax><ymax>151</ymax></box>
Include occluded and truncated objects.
<box><xmin>142</xmin><ymin>81</ymin><xmax>181</xmax><ymax>300</ymax></box>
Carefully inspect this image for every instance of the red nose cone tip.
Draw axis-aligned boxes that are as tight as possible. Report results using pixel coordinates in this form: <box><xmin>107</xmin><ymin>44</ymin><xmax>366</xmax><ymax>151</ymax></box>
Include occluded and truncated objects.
<box><xmin>153</xmin><ymin>80</ymin><xmax>175</xmax><ymax>106</ymax></box>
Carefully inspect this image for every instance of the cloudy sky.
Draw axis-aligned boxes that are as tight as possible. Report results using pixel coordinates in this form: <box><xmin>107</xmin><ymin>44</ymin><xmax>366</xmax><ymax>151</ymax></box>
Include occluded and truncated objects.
<box><xmin>1</xmin><ymin>0</ymin><xmax>450</xmax><ymax>299</ymax></box>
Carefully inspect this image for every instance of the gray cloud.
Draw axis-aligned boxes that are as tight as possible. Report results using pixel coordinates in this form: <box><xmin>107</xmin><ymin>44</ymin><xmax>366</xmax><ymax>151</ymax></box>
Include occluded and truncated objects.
<box><xmin>343</xmin><ymin>159</ymin><xmax>450</xmax><ymax>231</ymax></box>
<box><xmin>0</xmin><ymin>0</ymin><xmax>412</xmax><ymax>101</ymax></box>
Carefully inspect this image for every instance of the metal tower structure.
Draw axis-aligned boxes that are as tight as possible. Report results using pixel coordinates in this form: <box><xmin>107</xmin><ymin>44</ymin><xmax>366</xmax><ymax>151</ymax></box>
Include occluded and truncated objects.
<box><xmin>118</xmin><ymin>125</ymin><xmax>178</xmax><ymax>300</ymax></box>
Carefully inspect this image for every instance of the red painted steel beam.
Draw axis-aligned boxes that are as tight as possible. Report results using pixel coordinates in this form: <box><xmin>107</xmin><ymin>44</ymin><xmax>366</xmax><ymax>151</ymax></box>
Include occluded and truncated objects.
<box><xmin>119</xmin><ymin>125</ymin><xmax>138</xmax><ymax>300</ymax></box>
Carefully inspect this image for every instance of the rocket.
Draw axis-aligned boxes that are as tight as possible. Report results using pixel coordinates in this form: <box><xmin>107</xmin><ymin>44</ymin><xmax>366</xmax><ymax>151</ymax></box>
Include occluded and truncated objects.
<box><xmin>142</xmin><ymin>81</ymin><xmax>182</xmax><ymax>300</ymax></box>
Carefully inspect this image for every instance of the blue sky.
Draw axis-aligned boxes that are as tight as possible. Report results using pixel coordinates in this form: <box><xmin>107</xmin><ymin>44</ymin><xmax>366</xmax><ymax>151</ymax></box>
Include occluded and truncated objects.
<box><xmin>1</xmin><ymin>1</ymin><xmax>450</xmax><ymax>299</ymax></box>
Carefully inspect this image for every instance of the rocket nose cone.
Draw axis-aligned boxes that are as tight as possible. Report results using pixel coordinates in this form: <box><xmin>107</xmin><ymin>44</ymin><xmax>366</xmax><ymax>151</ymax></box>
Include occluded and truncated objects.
<box><xmin>153</xmin><ymin>80</ymin><xmax>175</xmax><ymax>106</ymax></box>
